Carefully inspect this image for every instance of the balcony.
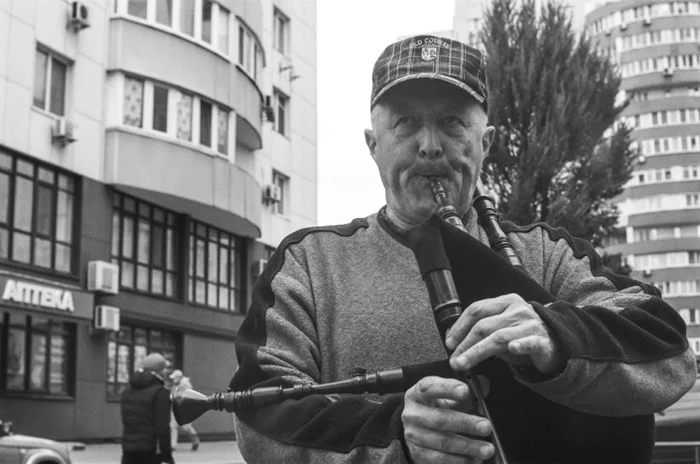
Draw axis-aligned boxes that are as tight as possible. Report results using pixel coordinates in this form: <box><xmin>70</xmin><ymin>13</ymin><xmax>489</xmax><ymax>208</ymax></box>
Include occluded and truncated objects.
<box><xmin>606</xmin><ymin>237</ymin><xmax>700</xmax><ymax>257</ymax></box>
<box><xmin>104</xmin><ymin>128</ymin><xmax>262</xmax><ymax>238</ymax></box>
<box><xmin>629</xmin><ymin>209</ymin><xmax>700</xmax><ymax>228</ymax></box>
<box><xmin>108</xmin><ymin>18</ymin><xmax>263</xmax><ymax>151</ymax></box>
<box><xmin>623</xmin><ymin>69</ymin><xmax>700</xmax><ymax>92</ymax></box>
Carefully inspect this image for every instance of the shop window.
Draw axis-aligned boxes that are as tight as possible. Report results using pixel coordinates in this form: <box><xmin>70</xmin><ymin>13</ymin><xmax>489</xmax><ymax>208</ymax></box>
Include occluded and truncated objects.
<box><xmin>111</xmin><ymin>193</ymin><xmax>180</xmax><ymax>297</ymax></box>
<box><xmin>4</xmin><ymin>314</ymin><xmax>74</xmax><ymax>397</ymax></box>
<box><xmin>106</xmin><ymin>324</ymin><xmax>180</xmax><ymax>400</ymax></box>
<box><xmin>0</xmin><ymin>151</ymin><xmax>76</xmax><ymax>273</ymax></box>
<box><xmin>188</xmin><ymin>221</ymin><xmax>244</xmax><ymax>312</ymax></box>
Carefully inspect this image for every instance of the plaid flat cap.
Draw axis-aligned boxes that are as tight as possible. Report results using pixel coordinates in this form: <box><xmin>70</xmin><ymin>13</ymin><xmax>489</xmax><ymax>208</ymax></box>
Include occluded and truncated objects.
<box><xmin>371</xmin><ymin>35</ymin><xmax>488</xmax><ymax>112</ymax></box>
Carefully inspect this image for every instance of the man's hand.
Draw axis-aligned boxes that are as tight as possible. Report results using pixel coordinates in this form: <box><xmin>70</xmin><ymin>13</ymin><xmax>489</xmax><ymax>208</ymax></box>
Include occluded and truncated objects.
<box><xmin>445</xmin><ymin>293</ymin><xmax>565</xmax><ymax>375</ymax></box>
<box><xmin>402</xmin><ymin>376</ymin><xmax>494</xmax><ymax>464</ymax></box>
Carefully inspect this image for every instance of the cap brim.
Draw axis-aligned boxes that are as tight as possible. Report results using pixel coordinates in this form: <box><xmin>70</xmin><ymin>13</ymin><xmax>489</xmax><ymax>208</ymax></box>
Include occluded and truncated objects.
<box><xmin>371</xmin><ymin>73</ymin><xmax>485</xmax><ymax>108</ymax></box>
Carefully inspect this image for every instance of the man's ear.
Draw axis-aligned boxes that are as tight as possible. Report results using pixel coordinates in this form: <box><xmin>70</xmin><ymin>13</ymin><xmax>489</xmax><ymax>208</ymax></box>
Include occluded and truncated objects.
<box><xmin>365</xmin><ymin>129</ymin><xmax>378</xmax><ymax>160</ymax></box>
<box><xmin>482</xmin><ymin>126</ymin><xmax>496</xmax><ymax>157</ymax></box>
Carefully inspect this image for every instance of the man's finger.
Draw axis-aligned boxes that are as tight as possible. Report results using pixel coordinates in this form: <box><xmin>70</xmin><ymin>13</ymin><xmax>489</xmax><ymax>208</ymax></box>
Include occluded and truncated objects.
<box><xmin>408</xmin><ymin>377</ymin><xmax>471</xmax><ymax>404</ymax></box>
<box><xmin>405</xmin><ymin>427</ymin><xmax>495</xmax><ymax>460</ymax></box>
<box><xmin>451</xmin><ymin>325</ymin><xmax>533</xmax><ymax>370</ymax></box>
<box><xmin>407</xmin><ymin>442</ymin><xmax>487</xmax><ymax>464</ymax></box>
<box><xmin>445</xmin><ymin>295</ymin><xmax>516</xmax><ymax>350</ymax></box>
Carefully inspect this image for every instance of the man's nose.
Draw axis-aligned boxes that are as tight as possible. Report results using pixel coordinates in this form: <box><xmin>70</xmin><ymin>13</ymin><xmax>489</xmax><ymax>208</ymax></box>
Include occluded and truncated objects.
<box><xmin>418</xmin><ymin>124</ymin><xmax>443</xmax><ymax>158</ymax></box>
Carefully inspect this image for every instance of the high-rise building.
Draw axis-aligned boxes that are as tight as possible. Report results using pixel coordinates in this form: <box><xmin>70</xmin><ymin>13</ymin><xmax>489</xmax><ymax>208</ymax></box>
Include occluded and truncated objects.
<box><xmin>425</xmin><ymin>0</ymin><xmax>587</xmax><ymax>46</ymax></box>
<box><xmin>0</xmin><ymin>0</ymin><xmax>317</xmax><ymax>441</ymax></box>
<box><xmin>585</xmin><ymin>1</ymin><xmax>700</xmax><ymax>353</ymax></box>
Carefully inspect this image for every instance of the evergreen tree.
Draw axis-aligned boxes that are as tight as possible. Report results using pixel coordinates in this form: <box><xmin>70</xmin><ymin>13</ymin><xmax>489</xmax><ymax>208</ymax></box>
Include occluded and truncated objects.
<box><xmin>478</xmin><ymin>0</ymin><xmax>636</xmax><ymax>274</ymax></box>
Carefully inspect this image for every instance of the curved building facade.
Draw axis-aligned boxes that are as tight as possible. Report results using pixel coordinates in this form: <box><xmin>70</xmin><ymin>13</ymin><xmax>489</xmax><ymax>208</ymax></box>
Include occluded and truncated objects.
<box><xmin>585</xmin><ymin>1</ymin><xmax>700</xmax><ymax>354</ymax></box>
<box><xmin>0</xmin><ymin>0</ymin><xmax>317</xmax><ymax>441</ymax></box>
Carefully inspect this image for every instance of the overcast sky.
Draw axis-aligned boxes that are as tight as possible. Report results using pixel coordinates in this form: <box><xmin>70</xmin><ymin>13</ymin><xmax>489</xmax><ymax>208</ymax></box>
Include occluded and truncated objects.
<box><xmin>316</xmin><ymin>0</ymin><xmax>455</xmax><ymax>225</ymax></box>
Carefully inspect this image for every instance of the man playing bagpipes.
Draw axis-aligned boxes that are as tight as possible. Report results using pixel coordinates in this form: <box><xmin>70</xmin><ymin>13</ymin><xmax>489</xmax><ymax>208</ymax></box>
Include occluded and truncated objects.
<box><xmin>229</xmin><ymin>35</ymin><xmax>697</xmax><ymax>464</ymax></box>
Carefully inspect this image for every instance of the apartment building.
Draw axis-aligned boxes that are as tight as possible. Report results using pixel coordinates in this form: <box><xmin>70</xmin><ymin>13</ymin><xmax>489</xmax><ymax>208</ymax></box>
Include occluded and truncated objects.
<box><xmin>586</xmin><ymin>1</ymin><xmax>700</xmax><ymax>353</ymax></box>
<box><xmin>0</xmin><ymin>0</ymin><xmax>317</xmax><ymax>441</ymax></box>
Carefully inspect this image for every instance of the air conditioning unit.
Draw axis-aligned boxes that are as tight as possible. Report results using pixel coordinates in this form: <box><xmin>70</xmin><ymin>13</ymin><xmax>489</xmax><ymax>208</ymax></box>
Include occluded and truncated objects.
<box><xmin>52</xmin><ymin>118</ymin><xmax>77</xmax><ymax>146</ymax></box>
<box><xmin>620</xmin><ymin>22</ymin><xmax>627</xmax><ymax>31</ymax></box>
<box><xmin>68</xmin><ymin>1</ymin><xmax>90</xmax><ymax>32</ymax></box>
<box><xmin>252</xmin><ymin>259</ymin><xmax>269</xmax><ymax>278</ymax></box>
<box><xmin>663</xmin><ymin>67</ymin><xmax>674</xmax><ymax>77</ymax></box>
<box><xmin>263</xmin><ymin>184</ymin><xmax>282</xmax><ymax>203</ymax></box>
<box><xmin>93</xmin><ymin>305</ymin><xmax>120</xmax><ymax>332</ymax></box>
<box><xmin>643</xmin><ymin>269</ymin><xmax>653</xmax><ymax>277</ymax></box>
<box><xmin>604</xmin><ymin>28</ymin><xmax>612</xmax><ymax>36</ymax></box>
<box><xmin>87</xmin><ymin>260</ymin><xmax>120</xmax><ymax>294</ymax></box>
<box><xmin>638</xmin><ymin>154</ymin><xmax>647</xmax><ymax>164</ymax></box>
<box><xmin>262</xmin><ymin>95</ymin><xmax>275</xmax><ymax>123</ymax></box>
<box><xmin>643</xmin><ymin>17</ymin><xmax>652</xmax><ymax>26</ymax></box>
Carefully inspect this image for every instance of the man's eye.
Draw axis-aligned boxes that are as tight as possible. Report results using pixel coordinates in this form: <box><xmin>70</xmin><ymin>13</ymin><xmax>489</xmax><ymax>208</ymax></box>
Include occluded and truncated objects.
<box><xmin>395</xmin><ymin>116</ymin><xmax>414</xmax><ymax>126</ymax></box>
<box><xmin>443</xmin><ymin>116</ymin><xmax>462</xmax><ymax>125</ymax></box>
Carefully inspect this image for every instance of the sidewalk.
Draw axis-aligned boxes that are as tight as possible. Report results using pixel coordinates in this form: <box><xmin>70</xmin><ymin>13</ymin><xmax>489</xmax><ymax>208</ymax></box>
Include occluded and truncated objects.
<box><xmin>68</xmin><ymin>440</ymin><xmax>246</xmax><ymax>464</ymax></box>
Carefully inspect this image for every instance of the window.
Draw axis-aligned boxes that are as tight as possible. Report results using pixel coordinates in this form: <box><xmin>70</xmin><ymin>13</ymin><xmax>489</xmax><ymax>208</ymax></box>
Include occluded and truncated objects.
<box><xmin>33</xmin><ymin>48</ymin><xmax>67</xmax><ymax>117</ymax></box>
<box><xmin>176</xmin><ymin>92</ymin><xmax>193</xmax><ymax>141</ymax></box>
<box><xmin>272</xmin><ymin>170</ymin><xmax>288</xmax><ymax>216</ymax></box>
<box><xmin>179</xmin><ymin>0</ymin><xmax>195</xmax><ymax>36</ymax></box>
<box><xmin>111</xmin><ymin>193</ymin><xmax>180</xmax><ymax>297</ymax></box>
<box><xmin>274</xmin><ymin>89</ymin><xmax>289</xmax><ymax>136</ymax></box>
<box><xmin>5</xmin><ymin>314</ymin><xmax>74</xmax><ymax>396</ymax></box>
<box><xmin>201</xmin><ymin>0</ymin><xmax>212</xmax><ymax>44</ymax></box>
<box><xmin>217</xmin><ymin>106</ymin><xmax>229</xmax><ymax>155</ymax></box>
<box><xmin>155</xmin><ymin>0</ymin><xmax>173</xmax><ymax>26</ymax></box>
<box><xmin>238</xmin><ymin>23</ymin><xmax>264</xmax><ymax>80</ymax></box>
<box><xmin>188</xmin><ymin>221</ymin><xmax>244</xmax><ymax>312</ymax></box>
<box><xmin>0</xmin><ymin>151</ymin><xmax>76</xmax><ymax>272</ymax></box>
<box><xmin>152</xmin><ymin>84</ymin><xmax>168</xmax><ymax>133</ymax></box>
<box><xmin>200</xmin><ymin>100</ymin><xmax>212</xmax><ymax>147</ymax></box>
<box><xmin>123</xmin><ymin>77</ymin><xmax>144</xmax><ymax>127</ymax></box>
<box><xmin>106</xmin><ymin>324</ymin><xmax>179</xmax><ymax>399</ymax></box>
<box><xmin>273</xmin><ymin>8</ymin><xmax>290</xmax><ymax>55</ymax></box>
<box><xmin>121</xmin><ymin>0</ymin><xmax>231</xmax><ymax>53</ymax></box>
<box><xmin>127</xmin><ymin>0</ymin><xmax>147</xmax><ymax>18</ymax></box>
<box><xmin>218</xmin><ymin>5</ymin><xmax>229</xmax><ymax>54</ymax></box>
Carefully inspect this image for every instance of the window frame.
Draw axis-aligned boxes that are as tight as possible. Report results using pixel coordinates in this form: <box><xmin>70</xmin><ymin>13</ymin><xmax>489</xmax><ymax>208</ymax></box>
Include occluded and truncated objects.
<box><xmin>111</xmin><ymin>192</ymin><xmax>181</xmax><ymax>298</ymax></box>
<box><xmin>0</xmin><ymin>150</ymin><xmax>78</xmax><ymax>274</ymax></box>
<box><xmin>33</xmin><ymin>47</ymin><xmax>69</xmax><ymax>117</ymax></box>
<box><xmin>117</xmin><ymin>0</ymin><xmax>230</xmax><ymax>56</ymax></box>
<box><xmin>3</xmin><ymin>313</ymin><xmax>76</xmax><ymax>398</ymax></box>
<box><xmin>273</xmin><ymin>8</ymin><xmax>291</xmax><ymax>56</ymax></box>
<box><xmin>187</xmin><ymin>220</ymin><xmax>245</xmax><ymax>313</ymax></box>
<box><xmin>273</xmin><ymin>88</ymin><xmax>289</xmax><ymax>137</ymax></box>
<box><xmin>106</xmin><ymin>323</ymin><xmax>181</xmax><ymax>400</ymax></box>
<box><xmin>272</xmin><ymin>170</ymin><xmax>288</xmax><ymax>216</ymax></box>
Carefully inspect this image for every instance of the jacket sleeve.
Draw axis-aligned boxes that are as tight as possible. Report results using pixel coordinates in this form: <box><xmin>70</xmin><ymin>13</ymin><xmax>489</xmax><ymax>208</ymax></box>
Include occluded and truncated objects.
<box><xmin>154</xmin><ymin>388</ymin><xmax>172</xmax><ymax>455</ymax></box>
<box><xmin>231</xmin><ymin>242</ymin><xmax>410</xmax><ymax>464</ymax></box>
<box><xmin>510</xmin><ymin>224</ymin><xmax>697</xmax><ymax>416</ymax></box>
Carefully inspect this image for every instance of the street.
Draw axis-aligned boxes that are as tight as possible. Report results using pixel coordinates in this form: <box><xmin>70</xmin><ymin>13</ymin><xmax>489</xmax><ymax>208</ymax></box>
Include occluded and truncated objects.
<box><xmin>69</xmin><ymin>440</ymin><xmax>246</xmax><ymax>464</ymax></box>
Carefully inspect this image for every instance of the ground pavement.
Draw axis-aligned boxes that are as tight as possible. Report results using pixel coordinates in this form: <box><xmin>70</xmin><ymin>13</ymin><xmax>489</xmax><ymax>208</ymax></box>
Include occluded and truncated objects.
<box><xmin>68</xmin><ymin>440</ymin><xmax>246</xmax><ymax>464</ymax></box>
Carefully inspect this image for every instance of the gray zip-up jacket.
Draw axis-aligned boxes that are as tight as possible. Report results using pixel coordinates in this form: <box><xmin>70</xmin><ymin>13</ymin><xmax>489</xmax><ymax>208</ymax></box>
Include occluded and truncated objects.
<box><xmin>231</xmin><ymin>209</ymin><xmax>696</xmax><ymax>464</ymax></box>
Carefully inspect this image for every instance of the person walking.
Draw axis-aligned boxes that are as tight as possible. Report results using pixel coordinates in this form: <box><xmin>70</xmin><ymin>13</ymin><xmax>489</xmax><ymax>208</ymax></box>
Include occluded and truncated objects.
<box><xmin>169</xmin><ymin>369</ymin><xmax>201</xmax><ymax>451</ymax></box>
<box><xmin>121</xmin><ymin>353</ymin><xmax>174</xmax><ymax>464</ymax></box>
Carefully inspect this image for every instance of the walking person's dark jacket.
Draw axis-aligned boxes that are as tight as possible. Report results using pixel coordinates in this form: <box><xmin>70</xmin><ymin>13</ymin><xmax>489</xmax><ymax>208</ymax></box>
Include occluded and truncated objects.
<box><xmin>121</xmin><ymin>369</ymin><xmax>173</xmax><ymax>458</ymax></box>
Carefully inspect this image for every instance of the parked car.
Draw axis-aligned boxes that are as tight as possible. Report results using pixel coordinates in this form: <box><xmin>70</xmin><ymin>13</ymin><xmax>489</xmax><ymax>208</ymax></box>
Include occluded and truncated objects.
<box><xmin>0</xmin><ymin>419</ymin><xmax>72</xmax><ymax>464</ymax></box>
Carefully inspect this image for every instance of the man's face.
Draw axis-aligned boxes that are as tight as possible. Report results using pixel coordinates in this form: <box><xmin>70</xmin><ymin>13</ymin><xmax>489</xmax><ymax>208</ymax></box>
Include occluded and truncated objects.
<box><xmin>365</xmin><ymin>81</ymin><xmax>495</xmax><ymax>228</ymax></box>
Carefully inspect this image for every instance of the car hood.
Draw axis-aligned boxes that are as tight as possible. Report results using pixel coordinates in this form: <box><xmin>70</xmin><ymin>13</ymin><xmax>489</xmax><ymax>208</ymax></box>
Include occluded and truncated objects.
<box><xmin>0</xmin><ymin>433</ymin><xmax>69</xmax><ymax>453</ymax></box>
